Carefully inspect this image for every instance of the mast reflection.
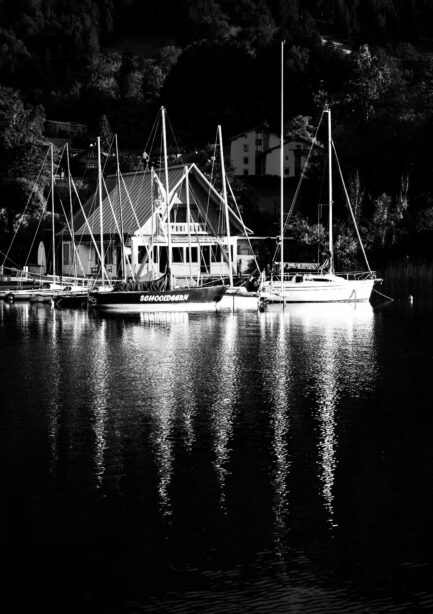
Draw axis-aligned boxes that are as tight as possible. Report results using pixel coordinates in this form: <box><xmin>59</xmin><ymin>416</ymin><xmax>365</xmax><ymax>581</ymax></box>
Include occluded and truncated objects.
<box><xmin>260</xmin><ymin>302</ymin><xmax>377</xmax><ymax>531</ymax></box>
<box><xmin>211</xmin><ymin>314</ymin><xmax>238</xmax><ymax>511</ymax></box>
<box><xmin>90</xmin><ymin>318</ymin><xmax>109</xmax><ymax>487</ymax></box>
<box><xmin>259</xmin><ymin>312</ymin><xmax>291</xmax><ymax>554</ymax></box>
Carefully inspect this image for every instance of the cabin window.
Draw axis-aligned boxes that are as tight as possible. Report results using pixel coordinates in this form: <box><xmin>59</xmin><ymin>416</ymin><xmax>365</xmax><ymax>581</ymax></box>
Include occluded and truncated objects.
<box><xmin>172</xmin><ymin>247</ymin><xmax>184</xmax><ymax>262</ymax></box>
<box><xmin>211</xmin><ymin>245</ymin><xmax>223</xmax><ymax>262</ymax></box>
<box><xmin>185</xmin><ymin>246</ymin><xmax>198</xmax><ymax>263</ymax></box>
<box><xmin>138</xmin><ymin>246</ymin><xmax>149</xmax><ymax>263</ymax></box>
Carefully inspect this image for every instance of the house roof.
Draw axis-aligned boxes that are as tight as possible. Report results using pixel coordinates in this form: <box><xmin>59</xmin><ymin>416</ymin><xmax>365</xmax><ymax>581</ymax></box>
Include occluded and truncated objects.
<box><xmin>68</xmin><ymin>164</ymin><xmax>250</xmax><ymax>238</ymax></box>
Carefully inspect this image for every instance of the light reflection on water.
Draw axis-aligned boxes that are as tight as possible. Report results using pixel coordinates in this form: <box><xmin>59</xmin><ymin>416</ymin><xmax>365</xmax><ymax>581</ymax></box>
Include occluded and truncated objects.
<box><xmin>1</xmin><ymin>300</ymin><xmax>432</xmax><ymax>613</ymax></box>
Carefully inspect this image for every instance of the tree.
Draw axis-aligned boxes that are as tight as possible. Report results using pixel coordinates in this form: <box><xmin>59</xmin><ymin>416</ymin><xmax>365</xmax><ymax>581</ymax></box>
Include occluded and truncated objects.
<box><xmin>344</xmin><ymin>44</ymin><xmax>393</xmax><ymax>122</ymax></box>
<box><xmin>0</xmin><ymin>85</ymin><xmax>49</xmax><ymax>252</ymax></box>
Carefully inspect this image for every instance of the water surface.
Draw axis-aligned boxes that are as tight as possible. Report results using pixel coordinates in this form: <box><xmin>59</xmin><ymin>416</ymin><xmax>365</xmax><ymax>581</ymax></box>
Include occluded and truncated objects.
<box><xmin>0</xmin><ymin>299</ymin><xmax>432</xmax><ymax>613</ymax></box>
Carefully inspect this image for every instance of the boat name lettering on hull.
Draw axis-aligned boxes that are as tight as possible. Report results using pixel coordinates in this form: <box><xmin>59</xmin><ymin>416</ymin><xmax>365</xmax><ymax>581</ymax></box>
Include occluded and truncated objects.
<box><xmin>139</xmin><ymin>294</ymin><xmax>189</xmax><ymax>302</ymax></box>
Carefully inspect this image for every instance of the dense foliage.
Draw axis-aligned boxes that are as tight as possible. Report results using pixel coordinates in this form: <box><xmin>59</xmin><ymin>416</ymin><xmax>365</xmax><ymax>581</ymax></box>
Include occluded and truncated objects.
<box><xmin>2</xmin><ymin>0</ymin><xmax>433</xmax><ymax>267</ymax></box>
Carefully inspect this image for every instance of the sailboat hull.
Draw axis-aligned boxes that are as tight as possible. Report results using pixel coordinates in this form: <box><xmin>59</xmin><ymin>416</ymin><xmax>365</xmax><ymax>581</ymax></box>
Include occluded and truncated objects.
<box><xmin>89</xmin><ymin>285</ymin><xmax>228</xmax><ymax>312</ymax></box>
<box><xmin>261</xmin><ymin>277</ymin><xmax>375</xmax><ymax>303</ymax></box>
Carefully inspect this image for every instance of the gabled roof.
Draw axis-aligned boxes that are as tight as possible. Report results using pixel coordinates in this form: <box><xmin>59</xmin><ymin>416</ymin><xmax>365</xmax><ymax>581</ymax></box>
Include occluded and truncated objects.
<box><xmin>70</xmin><ymin>164</ymin><xmax>250</xmax><ymax>238</ymax></box>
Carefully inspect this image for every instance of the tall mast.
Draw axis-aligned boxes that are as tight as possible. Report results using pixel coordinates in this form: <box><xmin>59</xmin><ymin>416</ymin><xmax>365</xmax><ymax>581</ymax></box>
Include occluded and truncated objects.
<box><xmin>97</xmin><ymin>136</ymin><xmax>106</xmax><ymax>283</ymax></box>
<box><xmin>218</xmin><ymin>124</ymin><xmax>233</xmax><ymax>287</ymax></box>
<box><xmin>185</xmin><ymin>165</ymin><xmax>193</xmax><ymax>283</ymax></box>
<box><xmin>50</xmin><ymin>143</ymin><xmax>56</xmax><ymax>278</ymax></box>
<box><xmin>327</xmin><ymin>107</ymin><xmax>334</xmax><ymax>273</ymax></box>
<box><xmin>280</xmin><ymin>40</ymin><xmax>285</xmax><ymax>289</ymax></box>
<box><xmin>161</xmin><ymin>106</ymin><xmax>172</xmax><ymax>284</ymax></box>
<box><xmin>65</xmin><ymin>143</ymin><xmax>77</xmax><ymax>278</ymax></box>
<box><xmin>115</xmin><ymin>134</ymin><xmax>127</xmax><ymax>281</ymax></box>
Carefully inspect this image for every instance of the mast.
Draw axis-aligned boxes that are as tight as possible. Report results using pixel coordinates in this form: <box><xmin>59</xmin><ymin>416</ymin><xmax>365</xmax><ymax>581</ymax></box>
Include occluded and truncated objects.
<box><xmin>161</xmin><ymin>106</ymin><xmax>172</xmax><ymax>286</ymax></box>
<box><xmin>218</xmin><ymin>124</ymin><xmax>233</xmax><ymax>287</ymax></box>
<box><xmin>327</xmin><ymin>107</ymin><xmax>334</xmax><ymax>274</ymax></box>
<box><xmin>65</xmin><ymin>143</ymin><xmax>77</xmax><ymax>278</ymax></box>
<box><xmin>50</xmin><ymin>143</ymin><xmax>56</xmax><ymax>278</ymax></box>
<box><xmin>97</xmin><ymin>136</ymin><xmax>107</xmax><ymax>284</ymax></box>
<box><xmin>185</xmin><ymin>165</ymin><xmax>193</xmax><ymax>284</ymax></box>
<box><xmin>280</xmin><ymin>40</ymin><xmax>285</xmax><ymax>289</ymax></box>
<box><xmin>115</xmin><ymin>134</ymin><xmax>127</xmax><ymax>281</ymax></box>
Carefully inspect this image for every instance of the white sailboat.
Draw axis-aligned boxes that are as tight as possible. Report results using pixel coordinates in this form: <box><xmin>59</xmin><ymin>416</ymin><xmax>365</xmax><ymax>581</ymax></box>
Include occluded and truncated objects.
<box><xmin>260</xmin><ymin>43</ymin><xmax>379</xmax><ymax>305</ymax></box>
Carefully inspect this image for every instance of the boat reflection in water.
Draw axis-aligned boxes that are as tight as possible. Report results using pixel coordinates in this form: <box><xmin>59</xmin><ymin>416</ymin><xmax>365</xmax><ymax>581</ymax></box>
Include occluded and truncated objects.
<box><xmin>259</xmin><ymin>301</ymin><xmax>377</xmax><ymax>533</ymax></box>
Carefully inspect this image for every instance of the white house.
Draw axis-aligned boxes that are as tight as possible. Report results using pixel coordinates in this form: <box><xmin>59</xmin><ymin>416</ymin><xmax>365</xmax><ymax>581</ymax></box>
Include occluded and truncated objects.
<box><xmin>230</xmin><ymin>125</ymin><xmax>277</xmax><ymax>176</ymax></box>
<box><xmin>60</xmin><ymin>164</ymin><xmax>256</xmax><ymax>284</ymax></box>
<box><xmin>264</xmin><ymin>139</ymin><xmax>309</xmax><ymax>177</ymax></box>
<box><xmin>230</xmin><ymin>126</ymin><xmax>308</xmax><ymax>177</ymax></box>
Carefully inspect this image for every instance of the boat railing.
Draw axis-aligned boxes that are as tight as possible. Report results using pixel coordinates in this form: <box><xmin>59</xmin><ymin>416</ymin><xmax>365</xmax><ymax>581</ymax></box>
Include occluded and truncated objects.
<box><xmin>336</xmin><ymin>270</ymin><xmax>378</xmax><ymax>280</ymax></box>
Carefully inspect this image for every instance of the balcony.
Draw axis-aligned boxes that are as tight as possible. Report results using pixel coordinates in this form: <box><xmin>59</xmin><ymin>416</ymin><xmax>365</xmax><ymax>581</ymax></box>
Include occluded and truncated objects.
<box><xmin>169</xmin><ymin>222</ymin><xmax>207</xmax><ymax>234</ymax></box>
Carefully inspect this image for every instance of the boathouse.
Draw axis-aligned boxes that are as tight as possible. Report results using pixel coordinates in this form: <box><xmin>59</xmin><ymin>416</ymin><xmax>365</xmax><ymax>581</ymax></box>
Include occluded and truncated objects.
<box><xmin>60</xmin><ymin>164</ymin><xmax>255</xmax><ymax>283</ymax></box>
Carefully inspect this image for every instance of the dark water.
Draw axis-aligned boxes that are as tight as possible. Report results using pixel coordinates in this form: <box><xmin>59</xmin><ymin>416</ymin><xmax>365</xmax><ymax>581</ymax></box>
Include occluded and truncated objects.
<box><xmin>1</xmin><ymin>298</ymin><xmax>432</xmax><ymax>613</ymax></box>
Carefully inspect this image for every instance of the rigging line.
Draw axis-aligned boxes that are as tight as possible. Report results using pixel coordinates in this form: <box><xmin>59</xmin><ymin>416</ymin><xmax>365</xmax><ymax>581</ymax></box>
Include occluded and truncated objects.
<box><xmin>71</xmin><ymin>176</ymin><xmax>110</xmax><ymax>285</ymax></box>
<box><xmin>269</xmin><ymin>110</ymin><xmax>326</xmax><ymax>268</ymax></box>
<box><xmin>226</xmin><ymin>178</ymin><xmax>261</xmax><ymax>276</ymax></box>
<box><xmin>207</xmin><ymin>131</ymin><xmax>218</xmax><ymax>227</ymax></box>
<box><xmin>2</xmin><ymin>145</ymin><xmax>50</xmax><ymax>267</ymax></box>
<box><xmin>283</xmin><ymin>109</ymin><xmax>326</xmax><ymax>233</ymax></box>
<box><xmin>102</xmin><ymin>175</ymin><xmax>136</xmax><ymax>281</ymax></box>
<box><xmin>165</xmin><ymin>111</ymin><xmax>184</xmax><ymax>160</ymax></box>
<box><xmin>120</xmin><ymin>172</ymin><xmax>143</xmax><ymax>232</ymax></box>
<box><xmin>0</xmin><ymin>250</ymin><xmax>23</xmax><ymax>270</ymax></box>
<box><xmin>373</xmin><ymin>287</ymin><xmax>394</xmax><ymax>301</ymax></box>
<box><xmin>23</xmin><ymin>143</ymin><xmax>67</xmax><ymax>267</ymax></box>
<box><xmin>140</xmin><ymin>111</ymin><xmax>161</xmax><ymax>171</ymax></box>
<box><xmin>332</xmin><ymin>141</ymin><xmax>372</xmax><ymax>273</ymax></box>
<box><xmin>57</xmin><ymin>195</ymin><xmax>86</xmax><ymax>277</ymax></box>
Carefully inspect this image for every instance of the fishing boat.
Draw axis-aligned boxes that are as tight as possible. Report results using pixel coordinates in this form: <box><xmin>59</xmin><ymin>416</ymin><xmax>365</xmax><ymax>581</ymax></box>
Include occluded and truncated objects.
<box><xmin>260</xmin><ymin>43</ymin><xmax>379</xmax><ymax>305</ymax></box>
<box><xmin>89</xmin><ymin>107</ymin><xmax>228</xmax><ymax>313</ymax></box>
<box><xmin>90</xmin><ymin>275</ymin><xmax>227</xmax><ymax>313</ymax></box>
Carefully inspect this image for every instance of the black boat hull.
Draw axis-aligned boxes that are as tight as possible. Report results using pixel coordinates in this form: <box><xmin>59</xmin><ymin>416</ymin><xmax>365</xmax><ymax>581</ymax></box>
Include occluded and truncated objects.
<box><xmin>89</xmin><ymin>285</ymin><xmax>227</xmax><ymax>312</ymax></box>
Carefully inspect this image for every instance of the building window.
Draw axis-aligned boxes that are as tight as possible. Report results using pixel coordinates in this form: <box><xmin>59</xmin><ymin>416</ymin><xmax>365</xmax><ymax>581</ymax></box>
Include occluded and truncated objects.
<box><xmin>256</xmin><ymin>145</ymin><xmax>262</xmax><ymax>151</ymax></box>
<box><xmin>243</xmin><ymin>169</ymin><xmax>249</xmax><ymax>176</ymax></box>
<box><xmin>243</xmin><ymin>144</ymin><xmax>249</xmax><ymax>152</ymax></box>
<box><xmin>172</xmin><ymin>247</ymin><xmax>184</xmax><ymax>262</ymax></box>
<box><xmin>243</xmin><ymin>156</ymin><xmax>249</xmax><ymax>165</ymax></box>
<box><xmin>255</xmin><ymin>138</ymin><xmax>262</xmax><ymax>146</ymax></box>
<box><xmin>104</xmin><ymin>244</ymin><xmax>114</xmax><ymax>265</ymax></box>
